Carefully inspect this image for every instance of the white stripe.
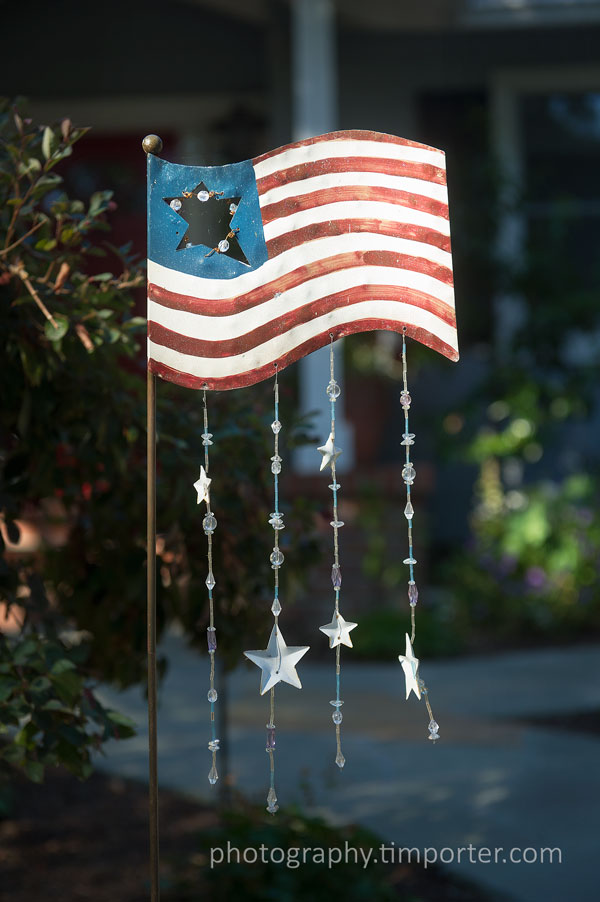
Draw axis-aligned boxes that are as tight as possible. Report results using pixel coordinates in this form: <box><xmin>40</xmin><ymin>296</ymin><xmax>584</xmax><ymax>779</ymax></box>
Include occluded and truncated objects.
<box><xmin>262</xmin><ymin>201</ymin><xmax>450</xmax><ymax>243</ymax></box>
<box><xmin>258</xmin><ymin>171</ymin><xmax>448</xmax><ymax>208</ymax></box>
<box><xmin>149</xmin><ymin>266</ymin><xmax>454</xmax><ymax>342</ymax></box>
<box><xmin>253</xmin><ymin>140</ymin><xmax>445</xmax><ymax>180</ymax></box>
<box><xmin>148</xmin><ymin>233</ymin><xmax>452</xmax><ymax>300</ymax></box>
<box><xmin>148</xmin><ymin>300</ymin><xmax>458</xmax><ymax>379</ymax></box>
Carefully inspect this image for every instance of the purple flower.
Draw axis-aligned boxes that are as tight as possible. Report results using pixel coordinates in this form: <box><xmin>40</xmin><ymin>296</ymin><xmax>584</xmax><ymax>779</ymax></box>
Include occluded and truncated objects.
<box><xmin>525</xmin><ymin>566</ymin><xmax>547</xmax><ymax>589</ymax></box>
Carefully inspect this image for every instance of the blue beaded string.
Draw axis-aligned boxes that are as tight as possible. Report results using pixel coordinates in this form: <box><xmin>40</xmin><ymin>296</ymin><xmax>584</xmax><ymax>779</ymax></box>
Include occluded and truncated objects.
<box><xmin>400</xmin><ymin>333</ymin><xmax>440</xmax><ymax>743</ymax></box>
<box><xmin>201</xmin><ymin>388</ymin><xmax>219</xmax><ymax>783</ymax></box>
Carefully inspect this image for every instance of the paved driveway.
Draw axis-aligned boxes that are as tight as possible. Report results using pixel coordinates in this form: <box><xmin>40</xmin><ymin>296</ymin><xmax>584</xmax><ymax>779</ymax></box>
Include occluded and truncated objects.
<box><xmin>97</xmin><ymin>634</ymin><xmax>600</xmax><ymax>902</ymax></box>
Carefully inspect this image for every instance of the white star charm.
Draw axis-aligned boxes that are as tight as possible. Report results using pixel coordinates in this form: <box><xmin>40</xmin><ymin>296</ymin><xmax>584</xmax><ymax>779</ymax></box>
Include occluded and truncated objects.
<box><xmin>398</xmin><ymin>633</ymin><xmax>421</xmax><ymax>700</ymax></box>
<box><xmin>244</xmin><ymin>624</ymin><xmax>310</xmax><ymax>695</ymax></box>
<box><xmin>193</xmin><ymin>465</ymin><xmax>211</xmax><ymax>505</ymax></box>
<box><xmin>317</xmin><ymin>433</ymin><xmax>342</xmax><ymax>471</ymax></box>
<box><xmin>319</xmin><ymin>611</ymin><xmax>358</xmax><ymax>649</ymax></box>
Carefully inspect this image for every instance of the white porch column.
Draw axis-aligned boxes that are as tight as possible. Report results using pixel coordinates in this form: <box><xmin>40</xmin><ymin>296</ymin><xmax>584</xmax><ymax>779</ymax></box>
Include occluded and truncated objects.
<box><xmin>291</xmin><ymin>0</ymin><xmax>355</xmax><ymax>472</ymax></box>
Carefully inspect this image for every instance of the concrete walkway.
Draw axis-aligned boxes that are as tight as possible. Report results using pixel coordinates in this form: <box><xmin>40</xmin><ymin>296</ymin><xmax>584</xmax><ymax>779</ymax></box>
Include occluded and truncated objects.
<box><xmin>97</xmin><ymin>633</ymin><xmax>600</xmax><ymax>902</ymax></box>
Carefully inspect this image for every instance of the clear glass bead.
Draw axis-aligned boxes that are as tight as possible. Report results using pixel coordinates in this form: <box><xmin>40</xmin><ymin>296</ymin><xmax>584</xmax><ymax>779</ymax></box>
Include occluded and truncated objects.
<box><xmin>267</xmin><ymin>787</ymin><xmax>277</xmax><ymax>806</ymax></box>
<box><xmin>208</xmin><ymin>739</ymin><xmax>220</xmax><ymax>751</ymax></box>
<box><xmin>205</xmin><ymin>571</ymin><xmax>216</xmax><ymax>590</ymax></box>
<box><xmin>326</xmin><ymin>379</ymin><xmax>341</xmax><ymax>401</ymax></box>
<box><xmin>229</xmin><ymin>202</ymin><xmax>238</xmax><ymax>214</ymax></box>
<box><xmin>170</xmin><ymin>198</ymin><xmax>182</xmax><ymax>211</ymax></box>
<box><xmin>271</xmin><ymin>458</ymin><xmax>282</xmax><ymax>475</ymax></box>
<box><xmin>197</xmin><ymin>190</ymin><xmax>209</xmax><ymax>202</ymax></box>
<box><xmin>329</xmin><ymin>699</ymin><xmax>344</xmax><ymax>708</ymax></box>
<box><xmin>401</xmin><ymin>433</ymin><xmax>415</xmax><ymax>446</ymax></box>
<box><xmin>404</xmin><ymin>500</ymin><xmax>414</xmax><ymax>520</ymax></box>
<box><xmin>266</xmin><ymin>804</ymin><xmax>279</xmax><ymax>814</ymax></box>
<box><xmin>330</xmin><ymin>520</ymin><xmax>345</xmax><ymax>528</ymax></box>
<box><xmin>208</xmin><ymin>764</ymin><xmax>218</xmax><ymax>785</ymax></box>
<box><xmin>266</xmin><ymin>724</ymin><xmax>276</xmax><ymax>749</ymax></box>
<box><xmin>271</xmin><ymin>419</ymin><xmax>282</xmax><ymax>434</ymax></box>
<box><xmin>335</xmin><ymin>751</ymin><xmax>346</xmax><ymax>769</ymax></box>
<box><xmin>185</xmin><ymin>241</ymin><xmax>192</xmax><ymax>249</ymax></box>
<box><xmin>403</xmin><ymin>557</ymin><xmax>417</xmax><ymax>565</ymax></box>
<box><xmin>408</xmin><ymin>581</ymin><xmax>419</xmax><ymax>606</ymax></box>
<box><xmin>400</xmin><ymin>390</ymin><xmax>411</xmax><ymax>409</ymax></box>
<box><xmin>428</xmin><ymin>719</ymin><xmax>440</xmax><ymax>741</ymax></box>
<box><xmin>218</xmin><ymin>239</ymin><xmax>229</xmax><ymax>253</ymax></box>
<box><xmin>207</xmin><ymin>688</ymin><xmax>218</xmax><ymax>702</ymax></box>
<box><xmin>207</xmin><ymin>626</ymin><xmax>217</xmax><ymax>653</ymax></box>
<box><xmin>331</xmin><ymin>564</ymin><xmax>342</xmax><ymax>588</ymax></box>
<box><xmin>270</xmin><ymin>548</ymin><xmax>284</xmax><ymax>568</ymax></box>
<box><xmin>201</xmin><ymin>432</ymin><xmax>213</xmax><ymax>446</ymax></box>
<box><xmin>402</xmin><ymin>464</ymin><xmax>416</xmax><ymax>485</ymax></box>
<box><xmin>203</xmin><ymin>513</ymin><xmax>217</xmax><ymax>535</ymax></box>
<box><xmin>268</xmin><ymin>512</ymin><xmax>285</xmax><ymax>530</ymax></box>
<box><xmin>271</xmin><ymin>597</ymin><xmax>282</xmax><ymax>616</ymax></box>
<box><xmin>332</xmin><ymin>710</ymin><xmax>343</xmax><ymax>725</ymax></box>
<box><xmin>328</xmin><ymin>483</ymin><xmax>340</xmax><ymax>491</ymax></box>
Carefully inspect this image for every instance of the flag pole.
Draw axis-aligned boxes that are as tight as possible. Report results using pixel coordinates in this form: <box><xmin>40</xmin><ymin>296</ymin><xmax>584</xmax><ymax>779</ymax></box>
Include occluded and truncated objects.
<box><xmin>143</xmin><ymin>134</ymin><xmax>163</xmax><ymax>902</ymax></box>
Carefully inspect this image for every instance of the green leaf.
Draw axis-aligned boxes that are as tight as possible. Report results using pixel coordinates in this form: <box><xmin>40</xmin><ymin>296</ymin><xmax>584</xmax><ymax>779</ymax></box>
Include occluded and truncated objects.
<box><xmin>30</xmin><ymin>676</ymin><xmax>52</xmax><ymax>692</ymax></box>
<box><xmin>41</xmin><ymin>126</ymin><xmax>57</xmax><ymax>160</ymax></box>
<box><xmin>50</xmin><ymin>658</ymin><xmax>77</xmax><ymax>675</ymax></box>
<box><xmin>15</xmin><ymin>721</ymin><xmax>38</xmax><ymax>748</ymax></box>
<box><xmin>0</xmin><ymin>675</ymin><xmax>20</xmax><ymax>703</ymax></box>
<box><xmin>35</xmin><ymin>237</ymin><xmax>57</xmax><ymax>252</ymax></box>
<box><xmin>44</xmin><ymin>314</ymin><xmax>69</xmax><ymax>342</ymax></box>
<box><xmin>23</xmin><ymin>758</ymin><xmax>44</xmax><ymax>783</ymax></box>
<box><xmin>42</xmin><ymin>699</ymin><xmax>72</xmax><ymax>713</ymax></box>
<box><xmin>106</xmin><ymin>709</ymin><xmax>136</xmax><ymax>730</ymax></box>
<box><xmin>51</xmin><ymin>670</ymin><xmax>82</xmax><ymax>706</ymax></box>
<box><xmin>12</xmin><ymin>638</ymin><xmax>40</xmax><ymax>665</ymax></box>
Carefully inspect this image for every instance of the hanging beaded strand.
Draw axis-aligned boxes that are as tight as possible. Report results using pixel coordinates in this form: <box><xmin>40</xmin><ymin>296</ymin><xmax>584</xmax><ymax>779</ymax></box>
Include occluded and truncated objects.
<box><xmin>400</xmin><ymin>332</ymin><xmax>440</xmax><ymax>743</ymax></box>
<box><xmin>266</xmin><ymin>368</ymin><xmax>283</xmax><ymax>814</ymax></box>
<box><xmin>318</xmin><ymin>338</ymin><xmax>357</xmax><ymax>768</ymax></box>
<box><xmin>192</xmin><ymin>389</ymin><xmax>220</xmax><ymax>785</ymax></box>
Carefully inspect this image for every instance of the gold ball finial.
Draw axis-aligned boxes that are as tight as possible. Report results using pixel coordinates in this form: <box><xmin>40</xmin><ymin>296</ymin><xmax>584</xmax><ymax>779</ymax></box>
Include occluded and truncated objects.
<box><xmin>142</xmin><ymin>134</ymin><xmax>163</xmax><ymax>155</ymax></box>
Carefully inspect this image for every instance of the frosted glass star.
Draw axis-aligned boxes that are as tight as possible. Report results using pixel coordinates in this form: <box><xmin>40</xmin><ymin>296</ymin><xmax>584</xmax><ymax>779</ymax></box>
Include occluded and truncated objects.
<box><xmin>317</xmin><ymin>433</ymin><xmax>342</xmax><ymax>471</ymax></box>
<box><xmin>244</xmin><ymin>624</ymin><xmax>310</xmax><ymax>695</ymax></box>
<box><xmin>398</xmin><ymin>633</ymin><xmax>421</xmax><ymax>700</ymax></box>
<box><xmin>193</xmin><ymin>465</ymin><xmax>211</xmax><ymax>504</ymax></box>
<box><xmin>319</xmin><ymin>611</ymin><xmax>358</xmax><ymax>649</ymax></box>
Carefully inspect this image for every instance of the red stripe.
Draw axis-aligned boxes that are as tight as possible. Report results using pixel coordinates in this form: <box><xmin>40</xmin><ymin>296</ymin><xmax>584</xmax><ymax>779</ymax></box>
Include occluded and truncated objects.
<box><xmin>148</xmin><ymin>250</ymin><xmax>453</xmax><ymax>317</ymax></box>
<box><xmin>260</xmin><ymin>185</ymin><xmax>448</xmax><ymax>225</ymax></box>
<box><xmin>256</xmin><ymin>157</ymin><xmax>446</xmax><ymax>195</ymax></box>
<box><xmin>266</xmin><ymin>219</ymin><xmax>452</xmax><ymax>258</ymax></box>
<box><xmin>149</xmin><ymin>319</ymin><xmax>459</xmax><ymax>392</ymax></box>
<box><xmin>148</xmin><ymin>285</ymin><xmax>456</xmax><ymax>359</ymax></box>
<box><xmin>252</xmin><ymin>129</ymin><xmax>445</xmax><ymax>165</ymax></box>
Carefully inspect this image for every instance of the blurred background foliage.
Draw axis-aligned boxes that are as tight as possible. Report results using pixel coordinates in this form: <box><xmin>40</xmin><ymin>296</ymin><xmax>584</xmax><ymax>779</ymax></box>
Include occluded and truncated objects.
<box><xmin>348</xmin><ymin>94</ymin><xmax>600</xmax><ymax>655</ymax></box>
<box><xmin>0</xmin><ymin>100</ymin><xmax>317</xmax><ymax>789</ymax></box>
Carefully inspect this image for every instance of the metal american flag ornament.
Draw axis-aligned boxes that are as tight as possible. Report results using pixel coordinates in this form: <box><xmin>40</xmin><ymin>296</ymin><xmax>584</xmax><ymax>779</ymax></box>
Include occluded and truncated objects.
<box><xmin>143</xmin><ymin>130</ymin><xmax>458</xmax><ymax>818</ymax></box>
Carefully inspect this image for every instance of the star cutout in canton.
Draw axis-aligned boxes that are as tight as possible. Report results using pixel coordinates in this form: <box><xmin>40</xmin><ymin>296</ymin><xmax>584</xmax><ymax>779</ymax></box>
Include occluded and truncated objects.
<box><xmin>317</xmin><ymin>433</ymin><xmax>342</xmax><ymax>471</ymax></box>
<box><xmin>193</xmin><ymin>465</ymin><xmax>211</xmax><ymax>505</ymax></box>
<box><xmin>398</xmin><ymin>633</ymin><xmax>421</xmax><ymax>700</ymax></box>
<box><xmin>244</xmin><ymin>624</ymin><xmax>310</xmax><ymax>695</ymax></box>
<box><xmin>319</xmin><ymin>611</ymin><xmax>358</xmax><ymax>649</ymax></box>
<box><xmin>163</xmin><ymin>181</ymin><xmax>249</xmax><ymax>264</ymax></box>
